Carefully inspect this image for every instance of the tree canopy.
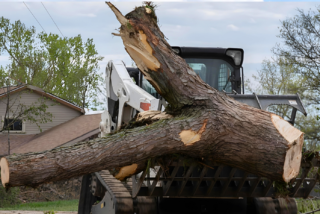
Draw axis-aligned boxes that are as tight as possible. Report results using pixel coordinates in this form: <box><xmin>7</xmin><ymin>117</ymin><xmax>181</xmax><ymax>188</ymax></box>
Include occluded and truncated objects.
<box><xmin>0</xmin><ymin>17</ymin><xmax>104</xmax><ymax>111</ymax></box>
<box><xmin>273</xmin><ymin>7</ymin><xmax>320</xmax><ymax>108</ymax></box>
<box><xmin>263</xmin><ymin>6</ymin><xmax>320</xmax><ymax>149</ymax></box>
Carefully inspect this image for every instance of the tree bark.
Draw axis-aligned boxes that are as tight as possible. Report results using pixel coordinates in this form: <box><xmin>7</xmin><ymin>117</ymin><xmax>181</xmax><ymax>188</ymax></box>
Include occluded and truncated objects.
<box><xmin>0</xmin><ymin>2</ymin><xmax>304</xmax><ymax>188</ymax></box>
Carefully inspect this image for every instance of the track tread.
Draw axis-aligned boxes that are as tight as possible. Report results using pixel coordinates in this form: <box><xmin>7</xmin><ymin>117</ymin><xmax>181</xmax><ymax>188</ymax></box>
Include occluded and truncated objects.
<box><xmin>95</xmin><ymin>170</ymin><xmax>156</xmax><ymax>214</ymax></box>
<box><xmin>98</xmin><ymin>170</ymin><xmax>133</xmax><ymax>196</ymax></box>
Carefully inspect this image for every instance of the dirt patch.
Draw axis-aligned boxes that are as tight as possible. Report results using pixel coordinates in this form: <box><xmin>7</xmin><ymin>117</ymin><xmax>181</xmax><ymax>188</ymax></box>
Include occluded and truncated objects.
<box><xmin>18</xmin><ymin>177</ymin><xmax>82</xmax><ymax>203</ymax></box>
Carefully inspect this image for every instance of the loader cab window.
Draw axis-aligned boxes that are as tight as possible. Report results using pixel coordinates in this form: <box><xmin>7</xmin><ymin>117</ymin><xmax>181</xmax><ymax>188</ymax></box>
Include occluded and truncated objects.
<box><xmin>142</xmin><ymin>77</ymin><xmax>158</xmax><ymax>98</ymax></box>
<box><xmin>186</xmin><ymin>58</ymin><xmax>233</xmax><ymax>93</ymax></box>
<box><xmin>218</xmin><ymin>64</ymin><xmax>232</xmax><ymax>92</ymax></box>
<box><xmin>189</xmin><ymin>63</ymin><xmax>207</xmax><ymax>82</ymax></box>
<box><xmin>140</xmin><ymin>58</ymin><xmax>234</xmax><ymax>96</ymax></box>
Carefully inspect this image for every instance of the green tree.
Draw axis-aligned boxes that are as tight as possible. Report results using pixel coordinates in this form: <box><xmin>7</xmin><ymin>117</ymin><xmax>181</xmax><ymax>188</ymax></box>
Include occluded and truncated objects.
<box><xmin>273</xmin><ymin>7</ymin><xmax>320</xmax><ymax>108</ymax></box>
<box><xmin>246</xmin><ymin>58</ymin><xmax>307</xmax><ymax>96</ymax></box>
<box><xmin>0</xmin><ymin>183</ymin><xmax>20</xmax><ymax>208</ymax></box>
<box><xmin>246</xmin><ymin>57</ymin><xmax>320</xmax><ymax>150</ymax></box>
<box><xmin>269</xmin><ymin>6</ymin><xmax>320</xmax><ymax>149</ymax></box>
<box><xmin>0</xmin><ymin>17</ymin><xmax>104</xmax><ymax>111</ymax></box>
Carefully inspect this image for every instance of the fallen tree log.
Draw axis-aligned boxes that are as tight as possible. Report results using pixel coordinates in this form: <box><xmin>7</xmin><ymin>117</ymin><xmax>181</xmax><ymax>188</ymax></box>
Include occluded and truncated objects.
<box><xmin>0</xmin><ymin>2</ymin><xmax>304</xmax><ymax>188</ymax></box>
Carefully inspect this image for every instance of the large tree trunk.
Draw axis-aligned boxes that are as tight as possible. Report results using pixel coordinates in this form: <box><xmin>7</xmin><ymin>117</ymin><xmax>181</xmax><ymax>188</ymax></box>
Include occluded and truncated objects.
<box><xmin>0</xmin><ymin>2</ymin><xmax>304</xmax><ymax>188</ymax></box>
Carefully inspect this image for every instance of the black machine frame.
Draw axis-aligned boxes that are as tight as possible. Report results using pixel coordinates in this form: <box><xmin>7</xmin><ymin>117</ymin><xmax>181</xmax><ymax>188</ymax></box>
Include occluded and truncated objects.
<box><xmin>132</xmin><ymin>156</ymin><xmax>320</xmax><ymax>199</ymax></box>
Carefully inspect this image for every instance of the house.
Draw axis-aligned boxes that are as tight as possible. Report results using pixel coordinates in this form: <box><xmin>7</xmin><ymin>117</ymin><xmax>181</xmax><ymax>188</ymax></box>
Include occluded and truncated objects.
<box><xmin>0</xmin><ymin>84</ymin><xmax>102</xmax><ymax>157</ymax></box>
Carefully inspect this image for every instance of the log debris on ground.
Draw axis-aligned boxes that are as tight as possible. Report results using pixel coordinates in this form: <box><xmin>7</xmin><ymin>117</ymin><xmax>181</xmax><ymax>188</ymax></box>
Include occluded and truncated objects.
<box><xmin>0</xmin><ymin>2</ymin><xmax>304</xmax><ymax>188</ymax></box>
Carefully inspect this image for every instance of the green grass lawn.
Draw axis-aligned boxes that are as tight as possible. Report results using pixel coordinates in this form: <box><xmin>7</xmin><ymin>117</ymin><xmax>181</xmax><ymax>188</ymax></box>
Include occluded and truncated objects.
<box><xmin>0</xmin><ymin>200</ymin><xmax>79</xmax><ymax>212</ymax></box>
<box><xmin>296</xmin><ymin>198</ymin><xmax>320</xmax><ymax>214</ymax></box>
<box><xmin>1</xmin><ymin>198</ymin><xmax>319</xmax><ymax>213</ymax></box>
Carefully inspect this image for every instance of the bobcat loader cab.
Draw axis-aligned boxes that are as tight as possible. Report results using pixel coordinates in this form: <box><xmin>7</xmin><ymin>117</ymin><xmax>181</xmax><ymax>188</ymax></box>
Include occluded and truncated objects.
<box><xmin>78</xmin><ymin>47</ymin><xmax>314</xmax><ymax>214</ymax></box>
<box><xmin>171</xmin><ymin>46</ymin><xmax>244</xmax><ymax>94</ymax></box>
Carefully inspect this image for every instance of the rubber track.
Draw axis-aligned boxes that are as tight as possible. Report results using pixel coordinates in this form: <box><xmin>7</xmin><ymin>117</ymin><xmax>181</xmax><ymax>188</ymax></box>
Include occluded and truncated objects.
<box><xmin>97</xmin><ymin>170</ymin><xmax>157</xmax><ymax>214</ymax></box>
<box><xmin>99</xmin><ymin>170</ymin><xmax>133</xmax><ymax>197</ymax></box>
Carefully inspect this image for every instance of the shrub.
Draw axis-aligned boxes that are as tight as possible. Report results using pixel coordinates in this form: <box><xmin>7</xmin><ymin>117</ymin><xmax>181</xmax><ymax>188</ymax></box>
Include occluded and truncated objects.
<box><xmin>0</xmin><ymin>179</ymin><xmax>20</xmax><ymax>207</ymax></box>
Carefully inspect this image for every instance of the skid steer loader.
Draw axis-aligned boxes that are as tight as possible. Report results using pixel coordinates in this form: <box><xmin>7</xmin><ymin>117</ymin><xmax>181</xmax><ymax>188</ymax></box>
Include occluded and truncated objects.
<box><xmin>78</xmin><ymin>46</ymin><xmax>318</xmax><ymax>214</ymax></box>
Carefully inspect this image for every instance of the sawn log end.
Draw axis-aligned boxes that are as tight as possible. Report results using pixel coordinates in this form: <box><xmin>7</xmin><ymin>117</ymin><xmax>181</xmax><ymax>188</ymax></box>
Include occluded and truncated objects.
<box><xmin>0</xmin><ymin>157</ymin><xmax>9</xmax><ymax>187</ymax></box>
<box><xmin>271</xmin><ymin>114</ymin><xmax>304</xmax><ymax>182</ymax></box>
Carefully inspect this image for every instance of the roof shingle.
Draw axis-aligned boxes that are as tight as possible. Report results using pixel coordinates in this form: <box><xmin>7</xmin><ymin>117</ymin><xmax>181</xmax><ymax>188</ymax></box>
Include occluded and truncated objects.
<box><xmin>0</xmin><ymin>113</ymin><xmax>101</xmax><ymax>156</ymax></box>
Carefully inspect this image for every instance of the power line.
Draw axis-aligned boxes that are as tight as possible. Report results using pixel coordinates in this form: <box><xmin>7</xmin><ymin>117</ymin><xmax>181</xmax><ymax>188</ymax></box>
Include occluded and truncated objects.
<box><xmin>23</xmin><ymin>2</ymin><xmax>46</xmax><ymax>33</ymax></box>
<box><xmin>41</xmin><ymin>2</ymin><xmax>64</xmax><ymax>38</ymax></box>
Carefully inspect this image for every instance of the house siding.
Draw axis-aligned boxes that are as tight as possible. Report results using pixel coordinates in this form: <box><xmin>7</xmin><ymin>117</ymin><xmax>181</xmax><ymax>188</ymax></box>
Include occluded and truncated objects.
<box><xmin>0</xmin><ymin>89</ymin><xmax>82</xmax><ymax>134</ymax></box>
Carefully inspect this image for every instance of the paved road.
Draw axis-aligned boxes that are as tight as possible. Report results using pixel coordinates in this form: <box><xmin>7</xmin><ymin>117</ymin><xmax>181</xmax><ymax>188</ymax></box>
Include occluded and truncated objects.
<box><xmin>0</xmin><ymin>211</ymin><xmax>77</xmax><ymax>214</ymax></box>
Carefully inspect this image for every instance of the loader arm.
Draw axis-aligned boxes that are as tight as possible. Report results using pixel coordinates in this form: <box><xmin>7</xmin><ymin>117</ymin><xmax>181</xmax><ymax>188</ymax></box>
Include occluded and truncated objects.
<box><xmin>100</xmin><ymin>60</ymin><xmax>159</xmax><ymax>137</ymax></box>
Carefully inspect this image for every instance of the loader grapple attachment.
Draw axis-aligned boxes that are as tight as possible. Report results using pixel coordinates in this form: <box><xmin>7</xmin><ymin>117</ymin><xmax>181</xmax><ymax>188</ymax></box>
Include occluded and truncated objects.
<box><xmin>229</xmin><ymin>93</ymin><xmax>307</xmax><ymax>125</ymax></box>
<box><xmin>79</xmin><ymin>155</ymin><xmax>319</xmax><ymax>214</ymax></box>
<box><xmin>132</xmin><ymin>156</ymin><xmax>319</xmax><ymax>199</ymax></box>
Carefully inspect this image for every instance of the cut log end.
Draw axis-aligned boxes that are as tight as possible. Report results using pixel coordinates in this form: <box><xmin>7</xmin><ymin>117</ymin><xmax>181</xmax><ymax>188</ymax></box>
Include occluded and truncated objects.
<box><xmin>0</xmin><ymin>157</ymin><xmax>9</xmax><ymax>187</ymax></box>
<box><xmin>271</xmin><ymin>114</ymin><xmax>304</xmax><ymax>183</ymax></box>
<box><xmin>145</xmin><ymin>7</ymin><xmax>152</xmax><ymax>14</ymax></box>
<box><xmin>179</xmin><ymin>119</ymin><xmax>208</xmax><ymax>146</ymax></box>
<box><xmin>114</xmin><ymin>164</ymin><xmax>138</xmax><ymax>181</ymax></box>
<box><xmin>283</xmin><ymin>134</ymin><xmax>304</xmax><ymax>183</ymax></box>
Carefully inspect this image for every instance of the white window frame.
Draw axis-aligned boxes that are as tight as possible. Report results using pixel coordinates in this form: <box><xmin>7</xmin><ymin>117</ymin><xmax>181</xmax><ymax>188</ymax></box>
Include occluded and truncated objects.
<box><xmin>1</xmin><ymin>116</ymin><xmax>26</xmax><ymax>134</ymax></box>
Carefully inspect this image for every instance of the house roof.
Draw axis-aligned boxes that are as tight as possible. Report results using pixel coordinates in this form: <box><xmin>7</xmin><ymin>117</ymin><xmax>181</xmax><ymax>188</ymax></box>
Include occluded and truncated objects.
<box><xmin>0</xmin><ymin>85</ymin><xmax>84</xmax><ymax>113</ymax></box>
<box><xmin>0</xmin><ymin>134</ymin><xmax>36</xmax><ymax>156</ymax></box>
<box><xmin>0</xmin><ymin>113</ymin><xmax>101</xmax><ymax>156</ymax></box>
<box><xmin>0</xmin><ymin>86</ymin><xmax>19</xmax><ymax>94</ymax></box>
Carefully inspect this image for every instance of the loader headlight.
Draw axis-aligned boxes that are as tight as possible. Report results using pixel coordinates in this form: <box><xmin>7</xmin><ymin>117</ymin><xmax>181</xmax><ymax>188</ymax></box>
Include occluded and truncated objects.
<box><xmin>226</xmin><ymin>49</ymin><xmax>243</xmax><ymax>66</ymax></box>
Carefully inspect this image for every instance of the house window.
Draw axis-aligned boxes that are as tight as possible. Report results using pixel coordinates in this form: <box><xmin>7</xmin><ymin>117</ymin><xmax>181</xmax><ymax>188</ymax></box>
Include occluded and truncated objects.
<box><xmin>3</xmin><ymin>119</ymin><xmax>23</xmax><ymax>131</ymax></box>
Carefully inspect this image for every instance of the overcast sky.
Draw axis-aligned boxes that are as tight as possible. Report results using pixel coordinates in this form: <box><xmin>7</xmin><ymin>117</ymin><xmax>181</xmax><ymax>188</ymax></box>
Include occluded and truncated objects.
<box><xmin>0</xmin><ymin>1</ymin><xmax>319</xmax><ymax>92</ymax></box>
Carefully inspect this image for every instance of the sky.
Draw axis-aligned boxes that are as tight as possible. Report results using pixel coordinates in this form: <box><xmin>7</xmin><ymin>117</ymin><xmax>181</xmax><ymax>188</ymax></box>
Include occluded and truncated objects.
<box><xmin>0</xmin><ymin>0</ymin><xmax>319</xmax><ymax>96</ymax></box>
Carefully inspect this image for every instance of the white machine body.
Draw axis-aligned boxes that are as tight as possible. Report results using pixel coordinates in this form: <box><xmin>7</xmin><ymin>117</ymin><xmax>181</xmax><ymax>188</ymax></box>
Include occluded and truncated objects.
<box><xmin>100</xmin><ymin>60</ymin><xmax>160</xmax><ymax>137</ymax></box>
